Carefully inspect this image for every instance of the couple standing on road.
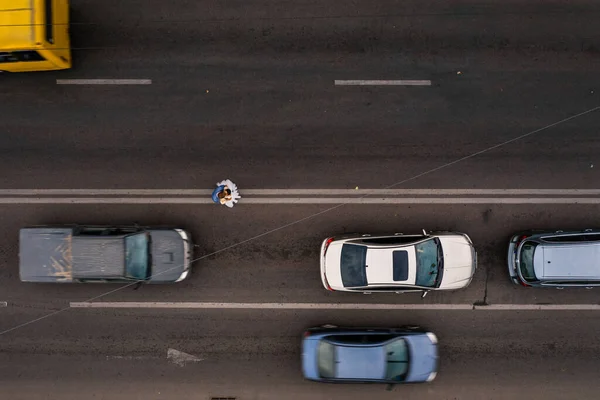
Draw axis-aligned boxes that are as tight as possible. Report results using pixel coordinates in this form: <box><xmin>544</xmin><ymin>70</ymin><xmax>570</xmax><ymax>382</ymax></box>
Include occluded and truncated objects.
<box><xmin>211</xmin><ymin>179</ymin><xmax>241</xmax><ymax>208</ymax></box>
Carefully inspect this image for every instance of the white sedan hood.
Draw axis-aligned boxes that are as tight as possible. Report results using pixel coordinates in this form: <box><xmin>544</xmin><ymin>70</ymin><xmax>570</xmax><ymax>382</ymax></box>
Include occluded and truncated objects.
<box><xmin>438</xmin><ymin>236</ymin><xmax>476</xmax><ymax>290</ymax></box>
<box><xmin>323</xmin><ymin>241</ymin><xmax>346</xmax><ymax>290</ymax></box>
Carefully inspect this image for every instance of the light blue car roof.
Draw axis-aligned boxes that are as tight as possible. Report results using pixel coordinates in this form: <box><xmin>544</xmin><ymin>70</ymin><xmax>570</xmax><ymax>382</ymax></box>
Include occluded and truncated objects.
<box><xmin>336</xmin><ymin>346</ymin><xmax>386</xmax><ymax>379</ymax></box>
<box><xmin>302</xmin><ymin>330</ymin><xmax>437</xmax><ymax>383</ymax></box>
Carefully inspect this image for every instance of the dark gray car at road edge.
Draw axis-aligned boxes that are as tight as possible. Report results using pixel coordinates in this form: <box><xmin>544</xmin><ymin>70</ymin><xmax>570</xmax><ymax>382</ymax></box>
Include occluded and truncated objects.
<box><xmin>19</xmin><ymin>225</ymin><xmax>192</xmax><ymax>283</ymax></box>
<box><xmin>508</xmin><ymin>229</ymin><xmax>600</xmax><ymax>288</ymax></box>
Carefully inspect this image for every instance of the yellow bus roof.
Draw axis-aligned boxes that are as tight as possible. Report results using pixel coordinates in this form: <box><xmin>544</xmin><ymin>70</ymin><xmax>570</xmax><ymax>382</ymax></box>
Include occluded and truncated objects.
<box><xmin>0</xmin><ymin>0</ymin><xmax>38</xmax><ymax>50</ymax></box>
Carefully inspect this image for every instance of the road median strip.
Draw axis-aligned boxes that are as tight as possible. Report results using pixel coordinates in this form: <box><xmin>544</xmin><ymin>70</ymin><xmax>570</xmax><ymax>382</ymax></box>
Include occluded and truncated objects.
<box><xmin>2</xmin><ymin>189</ymin><xmax>600</xmax><ymax>204</ymax></box>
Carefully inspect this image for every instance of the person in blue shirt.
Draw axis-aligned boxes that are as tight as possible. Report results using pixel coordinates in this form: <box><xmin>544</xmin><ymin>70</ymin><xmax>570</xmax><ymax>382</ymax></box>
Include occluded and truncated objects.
<box><xmin>211</xmin><ymin>179</ymin><xmax>240</xmax><ymax>208</ymax></box>
<box><xmin>211</xmin><ymin>185</ymin><xmax>232</xmax><ymax>204</ymax></box>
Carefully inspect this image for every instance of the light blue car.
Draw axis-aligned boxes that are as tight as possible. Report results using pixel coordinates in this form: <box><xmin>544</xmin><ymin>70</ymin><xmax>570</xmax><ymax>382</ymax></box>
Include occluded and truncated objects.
<box><xmin>302</xmin><ymin>326</ymin><xmax>438</xmax><ymax>384</ymax></box>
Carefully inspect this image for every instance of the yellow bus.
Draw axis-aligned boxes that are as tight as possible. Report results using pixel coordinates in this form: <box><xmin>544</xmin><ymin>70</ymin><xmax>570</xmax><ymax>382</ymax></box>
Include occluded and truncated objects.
<box><xmin>0</xmin><ymin>0</ymin><xmax>71</xmax><ymax>72</ymax></box>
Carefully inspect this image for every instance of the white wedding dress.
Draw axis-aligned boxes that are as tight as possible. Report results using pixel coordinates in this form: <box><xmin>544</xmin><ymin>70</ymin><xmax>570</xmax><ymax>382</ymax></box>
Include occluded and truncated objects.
<box><xmin>216</xmin><ymin>179</ymin><xmax>241</xmax><ymax>208</ymax></box>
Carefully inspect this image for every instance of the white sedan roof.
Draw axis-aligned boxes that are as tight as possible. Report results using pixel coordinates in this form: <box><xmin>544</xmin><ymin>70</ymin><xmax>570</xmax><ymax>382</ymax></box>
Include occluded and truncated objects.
<box><xmin>365</xmin><ymin>247</ymin><xmax>417</xmax><ymax>285</ymax></box>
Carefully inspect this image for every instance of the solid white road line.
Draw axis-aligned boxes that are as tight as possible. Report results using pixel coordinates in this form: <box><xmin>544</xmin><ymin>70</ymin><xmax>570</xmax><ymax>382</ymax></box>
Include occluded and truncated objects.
<box><xmin>70</xmin><ymin>302</ymin><xmax>600</xmax><ymax>311</ymax></box>
<box><xmin>473</xmin><ymin>304</ymin><xmax>600</xmax><ymax>310</ymax></box>
<box><xmin>2</xmin><ymin>189</ymin><xmax>600</xmax><ymax>196</ymax></box>
<box><xmin>56</xmin><ymin>79</ymin><xmax>152</xmax><ymax>85</ymax></box>
<box><xmin>335</xmin><ymin>80</ymin><xmax>431</xmax><ymax>86</ymax></box>
<box><xmin>4</xmin><ymin>197</ymin><xmax>600</xmax><ymax>204</ymax></box>
<box><xmin>70</xmin><ymin>302</ymin><xmax>473</xmax><ymax>310</ymax></box>
<box><xmin>244</xmin><ymin>198</ymin><xmax>600</xmax><ymax>204</ymax></box>
<box><xmin>193</xmin><ymin>189</ymin><xmax>600</xmax><ymax>196</ymax></box>
<box><xmin>0</xmin><ymin>189</ymin><xmax>213</xmax><ymax>195</ymax></box>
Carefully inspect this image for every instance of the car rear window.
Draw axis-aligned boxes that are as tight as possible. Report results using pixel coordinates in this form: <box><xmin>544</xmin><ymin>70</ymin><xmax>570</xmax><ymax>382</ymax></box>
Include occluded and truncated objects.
<box><xmin>519</xmin><ymin>241</ymin><xmax>538</xmax><ymax>282</ymax></box>
<box><xmin>341</xmin><ymin>244</ymin><xmax>367</xmax><ymax>287</ymax></box>
<box><xmin>392</xmin><ymin>251</ymin><xmax>409</xmax><ymax>281</ymax></box>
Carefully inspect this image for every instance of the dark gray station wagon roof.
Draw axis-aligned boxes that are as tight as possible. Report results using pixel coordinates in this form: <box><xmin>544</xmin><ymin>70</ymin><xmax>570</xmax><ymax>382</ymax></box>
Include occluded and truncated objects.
<box><xmin>20</xmin><ymin>228</ymin><xmax>74</xmax><ymax>282</ymax></box>
<box><xmin>71</xmin><ymin>236</ymin><xmax>126</xmax><ymax>279</ymax></box>
<box><xmin>20</xmin><ymin>226</ymin><xmax>189</xmax><ymax>283</ymax></box>
<box><xmin>20</xmin><ymin>227</ymin><xmax>127</xmax><ymax>282</ymax></box>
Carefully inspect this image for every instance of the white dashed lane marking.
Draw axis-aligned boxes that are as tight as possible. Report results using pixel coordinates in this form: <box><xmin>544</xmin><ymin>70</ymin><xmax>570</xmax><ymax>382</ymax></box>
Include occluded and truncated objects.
<box><xmin>334</xmin><ymin>79</ymin><xmax>431</xmax><ymax>86</ymax></box>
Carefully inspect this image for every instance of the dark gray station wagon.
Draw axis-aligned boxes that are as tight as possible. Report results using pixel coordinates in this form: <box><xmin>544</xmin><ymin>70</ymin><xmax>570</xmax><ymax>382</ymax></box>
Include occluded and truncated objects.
<box><xmin>20</xmin><ymin>225</ymin><xmax>192</xmax><ymax>283</ymax></box>
<box><xmin>508</xmin><ymin>229</ymin><xmax>600</xmax><ymax>288</ymax></box>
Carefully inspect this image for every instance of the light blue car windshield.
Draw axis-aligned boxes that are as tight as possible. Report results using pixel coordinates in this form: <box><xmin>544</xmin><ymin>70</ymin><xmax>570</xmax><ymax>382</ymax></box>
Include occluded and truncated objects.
<box><xmin>384</xmin><ymin>338</ymin><xmax>409</xmax><ymax>381</ymax></box>
<box><xmin>124</xmin><ymin>233</ymin><xmax>150</xmax><ymax>280</ymax></box>
<box><xmin>317</xmin><ymin>341</ymin><xmax>336</xmax><ymax>378</ymax></box>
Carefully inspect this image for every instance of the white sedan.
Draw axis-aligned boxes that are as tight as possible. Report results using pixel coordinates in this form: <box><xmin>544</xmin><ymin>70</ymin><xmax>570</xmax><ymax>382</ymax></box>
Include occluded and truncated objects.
<box><xmin>320</xmin><ymin>230</ymin><xmax>476</xmax><ymax>296</ymax></box>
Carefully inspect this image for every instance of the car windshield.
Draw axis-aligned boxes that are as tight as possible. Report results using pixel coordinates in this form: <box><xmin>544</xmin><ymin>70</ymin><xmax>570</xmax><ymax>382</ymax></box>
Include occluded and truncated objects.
<box><xmin>519</xmin><ymin>241</ymin><xmax>538</xmax><ymax>282</ymax></box>
<box><xmin>341</xmin><ymin>244</ymin><xmax>368</xmax><ymax>287</ymax></box>
<box><xmin>415</xmin><ymin>238</ymin><xmax>442</xmax><ymax>288</ymax></box>
<box><xmin>317</xmin><ymin>340</ymin><xmax>337</xmax><ymax>378</ymax></box>
<box><xmin>384</xmin><ymin>338</ymin><xmax>409</xmax><ymax>381</ymax></box>
<box><xmin>124</xmin><ymin>233</ymin><xmax>150</xmax><ymax>280</ymax></box>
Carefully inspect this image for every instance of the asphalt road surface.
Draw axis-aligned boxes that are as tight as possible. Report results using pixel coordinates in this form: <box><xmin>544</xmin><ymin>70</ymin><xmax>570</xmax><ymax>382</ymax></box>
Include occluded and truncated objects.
<box><xmin>2</xmin><ymin>0</ymin><xmax>600</xmax><ymax>399</ymax></box>
<box><xmin>0</xmin><ymin>0</ymin><xmax>599</xmax><ymax>189</ymax></box>
<box><xmin>2</xmin><ymin>309</ymin><xmax>600</xmax><ymax>400</ymax></box>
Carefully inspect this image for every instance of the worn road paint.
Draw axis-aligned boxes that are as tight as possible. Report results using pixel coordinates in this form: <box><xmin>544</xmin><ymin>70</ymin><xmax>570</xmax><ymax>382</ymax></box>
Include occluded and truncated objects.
<box><xmin>56</xmin><ymin>79</ymin><xmax>152</xmax><ymax>85</ymax></box>
<box><xmin>167</xmin><ymin>348</ymin><xmax>204</xmax><ymax>366</ymax></box>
